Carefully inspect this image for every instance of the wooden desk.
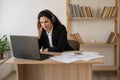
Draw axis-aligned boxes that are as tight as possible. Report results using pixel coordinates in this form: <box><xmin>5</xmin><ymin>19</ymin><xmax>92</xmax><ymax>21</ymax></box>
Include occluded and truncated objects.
<box><xmin>5</xmin><ymin>54</ymin><xmax>103</xmax><ymax>80</ymax></box>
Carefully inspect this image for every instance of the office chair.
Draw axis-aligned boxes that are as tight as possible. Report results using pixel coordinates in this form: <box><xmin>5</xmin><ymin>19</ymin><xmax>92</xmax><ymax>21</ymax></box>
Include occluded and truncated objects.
<box><xmin>68</xmin><ymin>40</ymin><xmax>80</xmax><ymax>50</ymax></box>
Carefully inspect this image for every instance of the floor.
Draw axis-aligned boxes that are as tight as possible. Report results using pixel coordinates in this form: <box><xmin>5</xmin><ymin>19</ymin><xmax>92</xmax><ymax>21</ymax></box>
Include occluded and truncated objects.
<box><xmin>2</xmin><ymin>71</ymin><xmax>16</xmax><ymax>80</ymax></box>
<box><xmin>2</xmin><ymin>71</ymin><xmax>120</xmax><ymax>80</ymax></box>
<box><xmin>93</xmin><ymin>71</ymin><xmax>120</xmax><ymax>80</ymax></box>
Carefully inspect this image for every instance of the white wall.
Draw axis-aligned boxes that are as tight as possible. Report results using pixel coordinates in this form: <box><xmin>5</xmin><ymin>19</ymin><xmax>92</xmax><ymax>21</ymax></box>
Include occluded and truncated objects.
<box><xmin>0</xmin><ymin>0</ymin><xmax>66</xmax><ymax>79</ymax></box>
<box><xmin>0</xmin><ymin>0</ymin><xmax>66</xmax><ymax>36</ymax></box>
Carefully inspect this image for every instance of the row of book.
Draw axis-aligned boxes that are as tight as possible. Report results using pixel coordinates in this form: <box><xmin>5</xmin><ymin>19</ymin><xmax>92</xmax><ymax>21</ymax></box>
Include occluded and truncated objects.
<box><xmin>69</xmin><ymin>4</ymin><xmax>92</xmax><ymax>18</ymax></box>
<box><xmin>69</xmin><ymin>32</ymin><xmax>119</xmax><ymax>44</ymax></box>
<box><xmin>69</xmin><ymin>33</ymin><xmax>84</xmax><ymax>44</ymax></box>
<box><xmin>107</xmin><ymin>32</ymin><xmax>119</xmax><ymax>44</ymax></box>
<box><xmin>101</xmin><ymin>6</ymin><xmax>117</xmax><ymax>18</ymax></box>
<box><xmin>69</xmin><ymin>4</ymin><xmax>117</xmax><ymax>18</ymax></box>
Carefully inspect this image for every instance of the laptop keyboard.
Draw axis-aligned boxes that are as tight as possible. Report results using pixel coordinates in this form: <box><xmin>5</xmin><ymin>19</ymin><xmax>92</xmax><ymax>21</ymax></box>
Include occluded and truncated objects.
<box><xmin>39</xmin><ymin>53</ymin><xmax>53</xmax><ymax>60</ymax></box>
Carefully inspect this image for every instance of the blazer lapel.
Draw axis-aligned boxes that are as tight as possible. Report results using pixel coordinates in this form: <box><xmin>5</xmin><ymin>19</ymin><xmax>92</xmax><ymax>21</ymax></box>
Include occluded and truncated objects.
<box><xmin>52</xmin><ymin>27</ymin><xmax>58</xmax><ymax>45</ymax></box>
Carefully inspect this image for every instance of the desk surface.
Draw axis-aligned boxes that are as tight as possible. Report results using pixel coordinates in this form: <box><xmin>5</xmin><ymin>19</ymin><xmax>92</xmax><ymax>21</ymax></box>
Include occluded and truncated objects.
<box><xmin>5</xmin><ymin>51</ymin><xmax>103</xmax><ymax>64</ymax></box>
<box><xmin>5</xmin><ymin>56</ymin><xmax>103</xmax><ymax>64</ymax></box>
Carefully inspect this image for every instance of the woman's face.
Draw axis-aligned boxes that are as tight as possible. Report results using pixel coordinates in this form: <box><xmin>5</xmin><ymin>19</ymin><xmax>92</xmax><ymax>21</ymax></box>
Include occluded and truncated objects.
<box><xmin>39</xmin><ymin>16</ymin><xmax>53</xmax><ymax>32</ymax></box>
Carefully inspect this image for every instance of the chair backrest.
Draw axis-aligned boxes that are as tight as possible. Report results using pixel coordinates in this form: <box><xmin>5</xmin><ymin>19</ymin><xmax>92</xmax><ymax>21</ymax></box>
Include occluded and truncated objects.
<box><xmin>68</xmin><ymin>40</ymin><xmax>80</xmax><ymax>50</ymax></box>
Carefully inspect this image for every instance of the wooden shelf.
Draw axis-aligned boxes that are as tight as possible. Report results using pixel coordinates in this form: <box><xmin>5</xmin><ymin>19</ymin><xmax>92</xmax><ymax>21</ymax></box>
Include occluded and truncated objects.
<box><xmin>93</xmin><ymin>65</ymin><xmax>118</xmax><ymax>71</ymax></box>
<box><xmin>80</xmin><ymin>43</ymin><xmax>117</xmax><ymax>46</ymax></box>
<box><xmin>66</xmin><ymin>0</ymin><xmax>120</xmax><ymax>78</ymax></box>
<box><xmin>70</xmin><ymin>17</ymin><xmax>115</xmax><ymax>20</ymax></box>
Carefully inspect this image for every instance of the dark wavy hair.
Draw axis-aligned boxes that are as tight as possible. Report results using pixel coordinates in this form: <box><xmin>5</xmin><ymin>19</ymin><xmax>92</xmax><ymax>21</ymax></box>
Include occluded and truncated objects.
<box><xmin>37</xmin><ymin>9</ymin><xmax>62</xmax><ymax>28</ymax></box>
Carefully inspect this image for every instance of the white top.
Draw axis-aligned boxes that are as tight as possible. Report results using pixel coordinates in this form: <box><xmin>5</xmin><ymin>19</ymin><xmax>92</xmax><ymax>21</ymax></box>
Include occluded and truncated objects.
<box><xmin>46</xmin><ymin>29</ymin><xmax>54</xmax><ymax>47</ymax></box>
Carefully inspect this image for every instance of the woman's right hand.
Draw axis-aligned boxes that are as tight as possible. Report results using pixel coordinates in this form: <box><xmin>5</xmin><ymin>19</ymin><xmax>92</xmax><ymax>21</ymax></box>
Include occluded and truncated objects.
<box><xmin>37</xmin><ymin>22</ymin><xmax>43</xmax><ymax>39</ymax></box>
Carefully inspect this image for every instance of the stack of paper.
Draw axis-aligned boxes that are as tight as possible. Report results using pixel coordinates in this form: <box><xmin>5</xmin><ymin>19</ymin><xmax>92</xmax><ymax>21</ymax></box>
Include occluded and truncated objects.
<box><xmin>50</xmin><ymin>52</ymin><xmax>104</xmax><ymax>63</ymax></box>
<box><xmin>78</xmin><ymin>52</ymin><xmax>103</xmax><ymax>61</ymax></box>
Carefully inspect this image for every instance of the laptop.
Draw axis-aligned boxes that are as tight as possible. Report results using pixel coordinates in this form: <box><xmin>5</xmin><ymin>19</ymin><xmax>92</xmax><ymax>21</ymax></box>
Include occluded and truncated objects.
<box><xmin>10</xmin><ymin>35</ymin><xmax>53</xmax><ymax>60</ymax></box>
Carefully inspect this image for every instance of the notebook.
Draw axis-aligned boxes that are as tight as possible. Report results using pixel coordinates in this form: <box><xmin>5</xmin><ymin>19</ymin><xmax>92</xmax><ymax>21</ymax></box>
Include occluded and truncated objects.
<box><xmin>10</xmin><ymin>35</ymin><xmax>53</xmax><ymax>60</ymax></box>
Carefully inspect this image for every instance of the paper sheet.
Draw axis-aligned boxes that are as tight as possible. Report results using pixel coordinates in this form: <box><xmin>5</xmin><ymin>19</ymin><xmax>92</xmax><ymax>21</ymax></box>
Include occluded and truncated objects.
<box><xmin>50</xmin><ymin>51</ymin><xmax>104</xmax><ymax>63</ymax></box>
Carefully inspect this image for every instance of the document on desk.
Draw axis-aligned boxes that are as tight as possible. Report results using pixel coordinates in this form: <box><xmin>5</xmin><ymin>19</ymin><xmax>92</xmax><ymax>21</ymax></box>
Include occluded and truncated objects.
<box><xmin>78</xmin><ymin>52</ymin><xmax>104</xmax><ymax>61</ymax></box>
<box><xmin>50</xmin><ymin>52</ymin><xmax>104</xmax><ymax>63</ymax></box>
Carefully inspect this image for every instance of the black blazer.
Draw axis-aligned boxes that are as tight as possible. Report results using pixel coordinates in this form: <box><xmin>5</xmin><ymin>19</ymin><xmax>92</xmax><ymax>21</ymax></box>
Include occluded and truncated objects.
<box><xmin>38</xmin><ymin>24</ymin><xmax>73</xmax><ymax>52</ymax></box>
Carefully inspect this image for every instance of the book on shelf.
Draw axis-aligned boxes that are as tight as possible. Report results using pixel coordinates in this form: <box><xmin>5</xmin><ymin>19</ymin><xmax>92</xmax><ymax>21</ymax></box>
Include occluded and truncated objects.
<box><xmin>69</xmin><ymin>4</ymin><xmax>82</xmax><ymax>17</ymax></box>
<box><xmin>85</xmin><ymin>6</ymin><xmax>93</xmax><ymax>17</ymax></box>
<box><xmin>111</xmin><ymin>7</ymin><xmax>117</xmax><ymax>17</ymax></box>
<box><xmin>69</xmin><ymin>33</ymin><xmax>84</xmax><ymax>44</ymax></box>
<box><xmin>106</xmin><ymin>32</ymin><xmax>117</xmax><ymax>44</ymax></box>
<box><xmin>79</xmin><ymin>6</ymin><xmax>85</xmax><ymax>17</ymax></box>
<box><xmin>108</xmin><ymin>7</ymin><xmax>114</xmax><ymax>17</ymax></box>
<box><xmin>82</xmin><ymin>6</ymin><xmax>88</xmax><ymax>18</ymax></box>
<box><xmin>69</xmin><ymin>4</ymin><xmax>76</xmax><ymax>17</ymax></box>
<box><xmin>69</xmin><ymin>34</ymin><xmax>77</xmax><ymax>41</ymax></box>
<box><xmin>75</xmin><ymin>4</ymin><xmax>81</xmax><ymax>17</ymax></box>
<box><xmin>72</xmin><ymin>4</ymin><xmax>77</xmax><ymax>17</ymax></box>
<box><xmin>101</xmin><ymin>6</ymin><xmax>117</xmax><ymax>18</ymax></box>
<box><xmin>101</xmin><ymin>6</ymin><xmax>109</xmax><ymax>18</ymax></box>
<box><xmin>105</xmin><ymin>7</ymin><xmax>111</xmax><ymax>17</ymax></box>
<box><xmin>69</xmin><ymin>4</ymin><xmax>92</xmax><ymax>18</ymax></box>
<box><xmin>75</xmin><ymin>33</ymin><xmax>84</xmax><ymax>44</ymax></box>
<box><xmin>69</xmin><ymin>4</ymin><xmax>74</xmax><ymax>17</ymax></box>
<box><xmin>80</xmin><ymin>6</ymin><xmax>92</xmax><ymax>18</ymax></box>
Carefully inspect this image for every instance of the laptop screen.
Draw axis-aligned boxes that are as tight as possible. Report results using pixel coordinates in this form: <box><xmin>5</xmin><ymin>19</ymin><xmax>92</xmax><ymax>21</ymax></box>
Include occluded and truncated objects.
<box><xmin>10</xmin><ymin>35</ymin><xmax>41</xmax><ymax>60</ymax></box>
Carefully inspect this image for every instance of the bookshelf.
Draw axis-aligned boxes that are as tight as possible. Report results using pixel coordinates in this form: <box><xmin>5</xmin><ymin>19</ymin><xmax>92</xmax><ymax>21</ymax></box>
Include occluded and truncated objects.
<box><xmin>66</xmin><ymin>0</ymin><xmax>120</xmax><ymax>77</ymax></box>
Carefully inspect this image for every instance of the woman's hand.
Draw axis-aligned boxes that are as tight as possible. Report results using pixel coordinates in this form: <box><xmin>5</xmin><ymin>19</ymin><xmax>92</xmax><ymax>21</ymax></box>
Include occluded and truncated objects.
<box><xmin>37</xmin><ymin>27</ymin><xmax>42</xmax><ymax>39</ymax></box>
<box><xmin>43</xmin><ymin>48</ymin><xmax>48</xmax><ymax>52</ymax></box>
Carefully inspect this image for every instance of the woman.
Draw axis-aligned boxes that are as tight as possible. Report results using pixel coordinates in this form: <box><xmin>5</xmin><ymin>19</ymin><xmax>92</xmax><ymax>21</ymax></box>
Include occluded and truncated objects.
<box><xmin>37</xmin><ymin>9</ymin><xmax>73</xmax><ymax>52</ymax></box>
